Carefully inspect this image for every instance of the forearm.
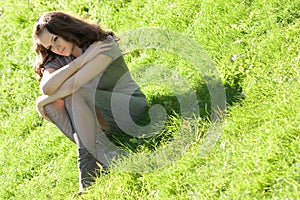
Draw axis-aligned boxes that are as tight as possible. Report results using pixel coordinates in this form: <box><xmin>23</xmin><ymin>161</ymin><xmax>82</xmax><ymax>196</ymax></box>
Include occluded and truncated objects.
<box><xmin>40</xmin><ymin>54</ymin><xmax>112</xmax><ymax>105</ymax></box>
<box><xmin>40</xmin><ymin>74</ymin><xmax>80</xmax><ymax>105</ymax></box>
<box><xmin>40</xmin><ymin>57</ymin><xmax>84</xmax><ymax>95</ymax></box>
<box><xmin>40</xmin><ymin>42</ymin><xmax>112</xmax><ymax>95</ymax></box>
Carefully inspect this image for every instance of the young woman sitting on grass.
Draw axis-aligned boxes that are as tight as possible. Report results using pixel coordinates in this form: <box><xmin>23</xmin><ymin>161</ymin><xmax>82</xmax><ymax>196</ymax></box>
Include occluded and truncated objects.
<box><xmin>32</xmin><ymin>11</ymin><xmax>148</xmax><ymax>194</ymax></box>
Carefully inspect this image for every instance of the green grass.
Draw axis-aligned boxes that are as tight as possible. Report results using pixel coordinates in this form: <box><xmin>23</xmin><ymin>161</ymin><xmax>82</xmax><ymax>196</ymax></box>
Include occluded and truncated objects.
<box><xmin>1</xmin><ymin>0</ymin><xmax>300</xmax><ymax>199</ymax></box>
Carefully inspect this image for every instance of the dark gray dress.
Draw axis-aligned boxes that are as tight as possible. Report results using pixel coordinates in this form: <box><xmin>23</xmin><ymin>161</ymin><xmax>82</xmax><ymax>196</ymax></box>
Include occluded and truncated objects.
<box><xmin>45</xmin><ymin>36</ymin><xmax>148</xmax><ymax>138</ymax></box>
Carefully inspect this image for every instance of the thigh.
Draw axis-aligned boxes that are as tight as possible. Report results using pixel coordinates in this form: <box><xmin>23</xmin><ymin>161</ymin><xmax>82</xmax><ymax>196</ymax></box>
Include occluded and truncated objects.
<box><xmin>91</xmin><ymin>89</ymin><xmax>148</xmax><ymax>134</ymax></box>
<box><xmin>65</xmin><ymin>90</ymin><xmax>104</xmax><ymax>133</ymax></box>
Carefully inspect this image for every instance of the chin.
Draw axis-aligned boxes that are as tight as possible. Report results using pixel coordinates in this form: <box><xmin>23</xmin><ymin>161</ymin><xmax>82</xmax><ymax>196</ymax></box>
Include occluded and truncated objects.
<box><xmin>61</xmin><ymin>52</ymin><xmax>70</xmax><ymax>57</ymax></box>
<box><xmin>66</xmin><ymin>51</ymin><xmax>73</xmax><ymax>57</ymax></box>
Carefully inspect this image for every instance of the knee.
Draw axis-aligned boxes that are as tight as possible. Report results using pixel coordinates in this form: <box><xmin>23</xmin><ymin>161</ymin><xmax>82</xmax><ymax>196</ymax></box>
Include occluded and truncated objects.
<box><xmin>44</xmin><ymin>99</ymin><xmax>66</xmax><ymax>113</ymax></box>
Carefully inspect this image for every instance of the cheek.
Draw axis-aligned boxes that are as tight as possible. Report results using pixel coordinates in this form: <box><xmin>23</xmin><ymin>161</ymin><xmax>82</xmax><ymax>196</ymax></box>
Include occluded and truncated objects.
<box><xmin>69</xmin><ymin>43</ymin><xmax>74</xmax><ymax>49</ymax></box>
<box><xmin>68</xmin><ymin>43</ymin><xmax>75</xmax><ymax>55</ymax></box>
<box><xmin>66</xmin><ymin>42</ymin><xmax>73</xmax><ymax>50</ymax></box>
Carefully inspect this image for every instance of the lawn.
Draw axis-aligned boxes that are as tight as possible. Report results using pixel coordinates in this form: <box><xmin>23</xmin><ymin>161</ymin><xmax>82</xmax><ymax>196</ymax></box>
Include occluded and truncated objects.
<box><xmin>0</xmin><ymin>0</ymin><xmax>299</xmax><ymax>199</ymax></box>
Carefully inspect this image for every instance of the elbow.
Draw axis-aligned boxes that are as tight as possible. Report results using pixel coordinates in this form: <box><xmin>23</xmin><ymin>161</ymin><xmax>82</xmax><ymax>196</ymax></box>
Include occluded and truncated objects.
<box><xmin>40</xmin><ymin>84</ymin><xmax>54</xmax><ymax>95</ymax></box>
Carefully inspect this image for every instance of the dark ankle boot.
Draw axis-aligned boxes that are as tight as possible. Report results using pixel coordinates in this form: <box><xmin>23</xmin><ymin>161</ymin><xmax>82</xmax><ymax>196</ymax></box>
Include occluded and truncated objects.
<box><xmin>77</xmin><ymin>147</ymin><xmax>101</xmax><ymax>192</ymax></box>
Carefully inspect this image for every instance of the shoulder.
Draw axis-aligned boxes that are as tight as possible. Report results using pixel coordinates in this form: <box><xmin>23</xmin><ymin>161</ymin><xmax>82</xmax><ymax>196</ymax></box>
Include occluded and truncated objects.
<box><xmin>44</xmin><ymin>55</ymin><xmax>73</xmax><ymax>70</ymax></box>
<box><xmin>100</xmin><ymin>36</ymin><xmax>122</xmax><ymax>60</ymax></box>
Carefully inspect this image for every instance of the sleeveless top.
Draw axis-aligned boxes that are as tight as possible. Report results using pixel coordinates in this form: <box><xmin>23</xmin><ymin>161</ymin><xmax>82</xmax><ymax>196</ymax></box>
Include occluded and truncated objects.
<box><xmin>44</xmin><ymin>36</ymin><xmax>145</xmax><ymax>98</ymax></box>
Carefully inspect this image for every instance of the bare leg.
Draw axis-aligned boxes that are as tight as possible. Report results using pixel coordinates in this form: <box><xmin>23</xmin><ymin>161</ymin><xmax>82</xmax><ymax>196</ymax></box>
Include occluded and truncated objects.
<box><xmin>65</xmin><ymin>88</ymin><xmax>125</xmax><ymax>167</ymax></box>
<box><xmin>64</xmin><ymin>91</ymin><xmax>97</xmax><ymax>150</ymax></box>
<box><xmin>44</xmin><ymin>99</ymin><xmax>75</xmax><ymax>143</ymax></box>
<box><xmin>44</xmin><ymin>97</ymin><xmax>101</xmax><ymax>192</ymax></box>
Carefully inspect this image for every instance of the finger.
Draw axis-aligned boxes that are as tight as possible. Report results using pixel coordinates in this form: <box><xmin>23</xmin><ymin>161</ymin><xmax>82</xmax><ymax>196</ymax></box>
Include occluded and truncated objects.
<box><xmin>89</xmin><ymin>45</ymin><xmax>112</xmax><ymax>55</ymax></box>
<box><xmin>95</xmin><ymin>40</ymin><xmax>105</xmax><ymax>45</ymax></box>
<box><xmin>89</xmin><ymin>42</ymin><xmax>112</xmax><ymax>51</ymax></box>
<box><xmin>88</xmin><ymin>42</ymin><xmax>108</xmax><ymax>52</ymax></box>
<box><xmin>90</xmin><ymin>41</ymin><xmax>105</xmax><ymax>48</ymax></box>
<box><xmin>86</xmin><ymin>42</ymin><xmax>100</xmax><ymax>51</ymax></box>
<box><xmin>98</xmin><ymin>47</ymin><xmax>112</xmax><ymax>53</ymax></box>
<box><xmin>99</xmin><ymin>43</ymin><xmax>113</xmax><ymax>48</ymax></box>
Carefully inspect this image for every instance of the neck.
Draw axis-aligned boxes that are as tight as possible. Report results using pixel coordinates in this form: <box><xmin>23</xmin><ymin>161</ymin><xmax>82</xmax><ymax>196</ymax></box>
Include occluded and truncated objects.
<box><xmin>72</xmin><ymin>45</ymin><xmax>82</xmax><ymax>58</ymax></box>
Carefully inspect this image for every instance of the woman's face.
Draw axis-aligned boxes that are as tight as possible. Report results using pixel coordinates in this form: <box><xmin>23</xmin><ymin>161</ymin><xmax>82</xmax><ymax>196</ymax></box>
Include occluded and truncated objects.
<box><xmin>37</xmin><ymin>28</ymin><xmax>80</xmax><ymax>57</ymax></box>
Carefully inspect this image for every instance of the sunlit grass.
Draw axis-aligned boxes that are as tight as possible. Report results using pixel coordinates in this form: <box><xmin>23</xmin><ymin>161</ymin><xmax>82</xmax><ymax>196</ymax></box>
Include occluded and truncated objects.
<box><xmin>1</xmin><ymin>0</ymin><xmax>300</xmax><ymax>199</ymax></box>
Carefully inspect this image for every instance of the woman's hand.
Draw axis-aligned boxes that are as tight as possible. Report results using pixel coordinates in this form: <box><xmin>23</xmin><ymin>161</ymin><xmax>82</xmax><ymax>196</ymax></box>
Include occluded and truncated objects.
<box><xmin>75</xmin><ymin>41</ymin><xmax>112</xmax><ymax>68</ymax></box>
<box><xmin>36</xmin><ymin>95</ymin><xmax>52</xmax><ymax>122</ymax></box>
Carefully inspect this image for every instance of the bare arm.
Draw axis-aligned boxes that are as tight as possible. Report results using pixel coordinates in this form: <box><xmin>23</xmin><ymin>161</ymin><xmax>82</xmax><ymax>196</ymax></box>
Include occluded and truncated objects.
<box><xmin>40</xmin><ymin>42</ymin><xmax>112</xmax><ymax>95</ymax></box>
<box><xmin>40</xmin><ymin>61</ymin><xmax>78</xmax><ymax>95</ymax></box>
<box><xmin>53</xmin><ymin>54</ymin><xmax>112</xmax><ymax>98</ymax></box>
<box><xmin>36</xmin><ymin>54</ymin><xmax>113</xmax><ymax>118</ymax></box>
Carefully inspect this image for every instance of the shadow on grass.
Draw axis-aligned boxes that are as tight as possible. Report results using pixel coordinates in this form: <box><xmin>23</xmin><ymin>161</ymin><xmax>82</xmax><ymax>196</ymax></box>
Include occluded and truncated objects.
<box><xmin>111</xmin><ymin>77</ymin><xmax>244</xmax><ymax>155</ymax></box>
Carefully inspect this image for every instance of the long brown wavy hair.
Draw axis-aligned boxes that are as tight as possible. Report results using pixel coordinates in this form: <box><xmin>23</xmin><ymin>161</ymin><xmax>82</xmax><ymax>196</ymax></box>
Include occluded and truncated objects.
<box><xmin>32</xmin><ymin>11</ymin><xmax>116</xmax><ymax>81</ymax></box>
